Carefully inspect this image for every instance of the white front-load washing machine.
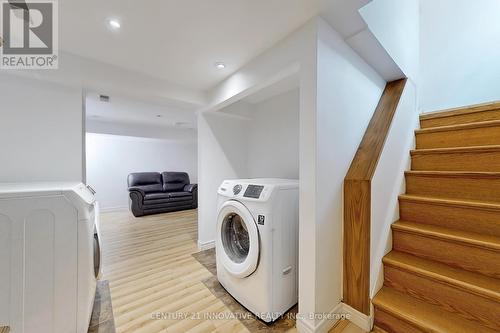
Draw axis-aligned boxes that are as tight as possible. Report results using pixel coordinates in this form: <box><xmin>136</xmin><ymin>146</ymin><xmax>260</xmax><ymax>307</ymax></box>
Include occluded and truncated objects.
<box><xmin>216</xmin><ymin>178</ymin><xmax>299</xmax><ymax>322</ymax></box>
<box><xmin>0</xmin><ymin>182</ymin><xmax>101</xmax><ymax>333</ymax></box>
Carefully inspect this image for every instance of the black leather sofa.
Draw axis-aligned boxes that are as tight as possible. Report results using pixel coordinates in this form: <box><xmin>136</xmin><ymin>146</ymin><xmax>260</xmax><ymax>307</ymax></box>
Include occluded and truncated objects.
<box><xmin>128</xmin><ymin>172</ymin><xmax>198</xmax><ymax>217</ymax></box>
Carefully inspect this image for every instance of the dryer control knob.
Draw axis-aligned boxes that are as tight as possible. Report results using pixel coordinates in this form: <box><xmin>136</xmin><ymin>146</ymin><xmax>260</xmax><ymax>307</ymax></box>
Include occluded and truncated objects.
<box><xmin>233</xmin><ymin>184</ymin><xmax>242</xmax><ymax>195</ymax></box>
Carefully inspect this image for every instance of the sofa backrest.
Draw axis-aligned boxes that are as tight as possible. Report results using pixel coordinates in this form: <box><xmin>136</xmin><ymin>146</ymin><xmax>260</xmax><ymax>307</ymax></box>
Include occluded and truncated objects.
<box><xmin>162</xmin><ymin>172</ymin><xmax>190</xmax><ymax>192</ymax></box>
<box><xmin>128</xmin><ymin>172</ymin><xmax>163</xmax><ymax>193</ymax></box>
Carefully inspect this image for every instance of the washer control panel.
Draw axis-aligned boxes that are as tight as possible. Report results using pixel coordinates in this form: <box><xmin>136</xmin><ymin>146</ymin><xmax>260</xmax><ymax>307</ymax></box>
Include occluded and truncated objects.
<box><xmin>243</xmin><ymin>185</ymin><xmax>264</xmax><ymax>199</ymax></box>
<box><xmin>218</xmin><ymin>180</ymin><xmax>273</xmax><ymax>201</ymax></box>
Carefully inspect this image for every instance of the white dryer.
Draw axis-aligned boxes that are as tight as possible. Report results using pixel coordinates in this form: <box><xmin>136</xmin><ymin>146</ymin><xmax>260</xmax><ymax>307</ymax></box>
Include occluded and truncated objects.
<box><xmin>0</xmin><ymin>183</ymin><xmax>101</xmax><ymax>333</ymax></box>
<box><xmin>216</xmin><ymin>178</ymin><xmax>299</xmax><ymax>322</ymax></box>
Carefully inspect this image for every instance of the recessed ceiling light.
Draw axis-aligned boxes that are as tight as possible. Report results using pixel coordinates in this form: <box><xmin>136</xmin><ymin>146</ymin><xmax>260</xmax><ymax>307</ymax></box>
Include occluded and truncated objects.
<box><xmin>215</xmin><ymin>62</ymin><xmax>226</xmax><ymax>70</ymax></box>
<box><xmin>108</xmin><ymin>19</ymin><xmax>121</xmax><ymax>30</ymax></box>
<box><xmin>156</xmin><ymin>114</ymin><xmax>163</xmax><ymax>118</ymax></box>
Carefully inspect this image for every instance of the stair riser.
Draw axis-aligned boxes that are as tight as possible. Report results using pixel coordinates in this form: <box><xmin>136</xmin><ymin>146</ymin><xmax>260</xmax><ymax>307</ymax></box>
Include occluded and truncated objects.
<box><xmin>411</xmin><ymin>150</ymin><xmax>500</xmax><ymax>172</ymax></box>
<box><xmin>384</xmin><ymin>265</ymin><xmax>500</xmax><ymax>331</ymax></box>
<box><xmin>405</xmin><ymin>174</ymin><xmax>500</xmax><ymax>203</ymax></box>
<box><xmin>374</xmin><ymin>308</ymin><xmax>425</xmax><ymax>333</ymax></box>
<box><xmin>420</xmin><ymin>109</ymin><xmax>500</xmax><ymax>128</ymax></box>
<box><xmin>399</xmin><ymin>198</ymin><xmax>500</xmax><ymax>237</ymax></box>
<box><xmin>372</xmin><ymin>326</ymin><xmax>390</xmax><ymax>333</ymax></box>
<box><xmin>416</xmin><ymin>125</ymin><xmax>500</xmax><ymax>149</ymax></box>
<box><xmin>392</xmin><ymin>230</ymin><xmax>500</xmax><ymax>278</ymax></box>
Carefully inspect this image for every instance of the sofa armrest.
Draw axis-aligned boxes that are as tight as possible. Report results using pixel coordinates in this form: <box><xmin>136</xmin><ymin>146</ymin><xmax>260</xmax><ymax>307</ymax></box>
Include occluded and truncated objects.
<box><xmin>183</xmin><ymin>184</ymin><xmax>198</xmax><ymax>193</ymax></box>
<box><xmin>128</xmin><ymin>187</ymin><xmax>146</xmax><ymax>196</ymax></box>
<box><xmin>129</xmin><ymin>190</ymin><xmax>145</xmax><ymax>217</ymax></box>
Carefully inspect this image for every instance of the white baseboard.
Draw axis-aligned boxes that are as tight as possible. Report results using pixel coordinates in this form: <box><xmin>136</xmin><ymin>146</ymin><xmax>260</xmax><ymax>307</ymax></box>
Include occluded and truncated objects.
<box><xmin>340</xmin><ymin>303</ymin><xmax>373</xmax><ymax>332</ymax></box>
<box><xmin>100</xmin><ymin>206</ymin><xmax>129</xmax><ymax>213</ymax></box>
<box><xmin>296</xmin><ymin>302</ymin><xmax>344</xmax><ymax>333</ymax></box>
<box><xmin>295</xmin><ymin>302</ymin><xmax>373</xmax><ymax>333</ymax></box>
<box><xmin>197</xmin><ymin>240</ymin><xmax>215</xmax><ymax>251</ymax></box>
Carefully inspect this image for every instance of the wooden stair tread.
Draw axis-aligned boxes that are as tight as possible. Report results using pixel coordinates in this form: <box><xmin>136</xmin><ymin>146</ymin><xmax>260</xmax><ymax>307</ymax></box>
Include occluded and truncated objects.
<box><xmin>383</xmin><ymin>251</ymin><xmax>500</xmax><ymax>302</ymax></box>
<box><xmin>416</xmin><ymin>119</ymin><xmax>500</xmax><ymax>134</ymax></box>
<box><xmin>392</xmin><ymin>221</ymin><xmax>500</xmax><ymax>251</ymax></box>
<box><xmin>420</xmin><ymin>101</ymin><xmax>500</xmax><ymax>120</ymax></box>
<box><xmin>371</xmin><ymin>326</ymin><xmax>389</xmax><ymax>333</ymax></box>
<box><xmin>411</xmin><ymin>144</ymin><xmax>500</xmax><ymax>155</ymax></box>
<box><xmin>405</xmin><ymin>170</ymin><xmax>500</xmax><ymax>179</ymax></box>
<box><xmin>420</xmin><ymin>102</ymin><xmax>500</xmax><ymax>129</ymax></box>
<box><xmin>0</xmin><ymin>327</ymin><xmax>9</xmax><ymax>333</ymax></box>
<box><xmin>399</xmin><ymin>194</ymin><xmax>500</xmax><ymax>211</ymax></box>
<box><xmin>373</xmin><ymin>287</ymin><xmax>498</xmax><ymax>333</ymax></box>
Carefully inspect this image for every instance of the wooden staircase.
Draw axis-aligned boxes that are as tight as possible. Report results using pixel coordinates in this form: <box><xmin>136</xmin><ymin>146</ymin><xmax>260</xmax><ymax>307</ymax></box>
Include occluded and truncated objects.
<box><xmin>372</xmin><ymin>102</ymin><xmax>500</xmax><ymax>333</ymax></box>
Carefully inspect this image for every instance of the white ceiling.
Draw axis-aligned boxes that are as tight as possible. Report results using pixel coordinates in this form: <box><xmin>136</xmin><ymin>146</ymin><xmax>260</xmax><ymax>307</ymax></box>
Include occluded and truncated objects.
<box><xmin>60</xmin><ymin>0</ymin><xmax>319</xmax><ymax>92</ymax></box>
<box><xmin>58</xmin><ymin>0</ymin><xmax>399</xmax><ymax>128</ymax></box>
<box><xmin>320</xmin><ymin>0</ymin><xmax>371</xmax><ymax>38</ymax></box>
<box><xmin>86</xmin><ymin>92</ymin><xmax>197</xmax><ymax>128</ymax></box>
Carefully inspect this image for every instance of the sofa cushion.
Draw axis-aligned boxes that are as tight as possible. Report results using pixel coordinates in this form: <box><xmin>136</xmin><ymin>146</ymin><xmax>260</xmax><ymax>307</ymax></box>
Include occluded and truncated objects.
<box><xmin>128</xmin><ymin>172</ymin><xmax>163</xmax><ymax>193</ymax></box>
<box><xmin>162</xmin><ymin>172</ymin><xmax>190</xmax><ymax>192</ymax></box>
<box><xmin>144</xmin><ymin>191</ymin><xmax>193</xmax><ymax>201</ymax></box>
<box><xmin>143</xmin><ymin>199</ymin><xmax>193</xmax><ymax>209</ymax></box>
<box><xmin>144</xmin><ymin>192</ymin><xmax>170</xmax><ymax>201</ymax></box>
<box><xmin>169</xmin><ymin>191</ymin><xmax>192</xmax><ymax>198</ymax></box>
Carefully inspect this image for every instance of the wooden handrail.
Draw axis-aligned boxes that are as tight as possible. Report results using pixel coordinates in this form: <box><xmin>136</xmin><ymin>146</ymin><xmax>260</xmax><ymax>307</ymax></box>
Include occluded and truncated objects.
<box><xmin>343</xmin><ymin>79</ymin><xmax>407</xmax><ymax>315</ymax></box>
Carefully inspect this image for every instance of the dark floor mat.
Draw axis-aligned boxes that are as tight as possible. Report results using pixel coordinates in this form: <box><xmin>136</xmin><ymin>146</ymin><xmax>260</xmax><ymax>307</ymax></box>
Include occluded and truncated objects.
<box><xmin>88</xmin><ymin>280</ymin><xmax>116</xmax><ymax>333</ymax></box>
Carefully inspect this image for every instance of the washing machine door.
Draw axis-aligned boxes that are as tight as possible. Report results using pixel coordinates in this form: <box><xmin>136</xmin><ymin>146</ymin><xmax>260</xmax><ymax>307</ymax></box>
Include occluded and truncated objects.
<box><xmin>216</xmin><ymin>200</ymin><xmax>259</xmax><ymax>278</ymax></box>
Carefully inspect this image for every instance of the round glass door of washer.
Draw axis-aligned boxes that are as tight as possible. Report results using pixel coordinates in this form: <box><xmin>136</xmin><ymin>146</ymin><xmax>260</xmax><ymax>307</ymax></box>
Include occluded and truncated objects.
<box><xmin>216</xmin><ymin>201</ymin><xmax>259</xmax><ymax>278</ymax></box>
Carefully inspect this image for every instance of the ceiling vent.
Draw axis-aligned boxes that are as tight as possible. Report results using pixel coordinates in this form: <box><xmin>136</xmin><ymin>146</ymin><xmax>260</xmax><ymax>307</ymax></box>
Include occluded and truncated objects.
<box><xmin>99</xmin><ymin>95</ymin><xmax>110</xmax><ymax>102</ymax></box>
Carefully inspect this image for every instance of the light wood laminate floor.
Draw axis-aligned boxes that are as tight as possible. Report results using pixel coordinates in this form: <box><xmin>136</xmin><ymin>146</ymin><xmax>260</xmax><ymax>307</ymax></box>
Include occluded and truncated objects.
<box><xmin>100</xmin><ymin>210</ymin><xmax>365</xmax><ymax>333</ymax></box>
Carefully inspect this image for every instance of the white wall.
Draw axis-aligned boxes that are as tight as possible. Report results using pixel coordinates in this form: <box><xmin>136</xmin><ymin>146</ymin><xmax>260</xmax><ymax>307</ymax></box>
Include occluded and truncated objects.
<box><xmin>360</xmin><ymin>0</ymin><xmax>420</xmax><ymax>82</ymax></box>
<box><xmin>197</xmin><ymin>89</ymin><xmax>300</xmax><ymax>248</ymax></box>
<box><xmin>320</xmin><ymin>0</ymin><xmax>405</xmax><ymax>82</ymax></box>
<box><xmin>197</xmin><ymin>111</ymin><xmax>250</xmax><ymax>248</ymax></box>
<box><xmin>247</xmin><ymin>89</ymin><xmax>300</xmax><ymax>179</ymax></box>
<box><xmin>0</xmin><ymin>74</ymin><xmax>83</xmax><ymax>183</ymax></box>
<box><xmin>362</xmin><ymin>0</ymin><xmax>500</xmax><ymax>112</ymax></box>
<box><xmin>420</xmin><ymin>0</ymin><xmax>500</xmax><ymax>111</ymax></box>
<box><xmin>314</xmin><ymin>19</ymin><xmax>385</xmax><ymax>326</ymax></box>
<box><xmin>370</xmin><ymin>81</ymin><xmax>419</xmax><ymax>297</ymax></box>
<box><xmin>86</xmin><ymin>133</ymin><xmax>197</xmax><ymax>211</ymax></box>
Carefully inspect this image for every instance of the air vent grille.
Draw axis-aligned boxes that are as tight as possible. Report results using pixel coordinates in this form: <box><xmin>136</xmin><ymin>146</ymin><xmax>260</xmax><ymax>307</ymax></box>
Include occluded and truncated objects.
<box><xmin>99</xmin><ymin>95</ymin><xmax>110</xmax><ymax>102</ymax></box>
